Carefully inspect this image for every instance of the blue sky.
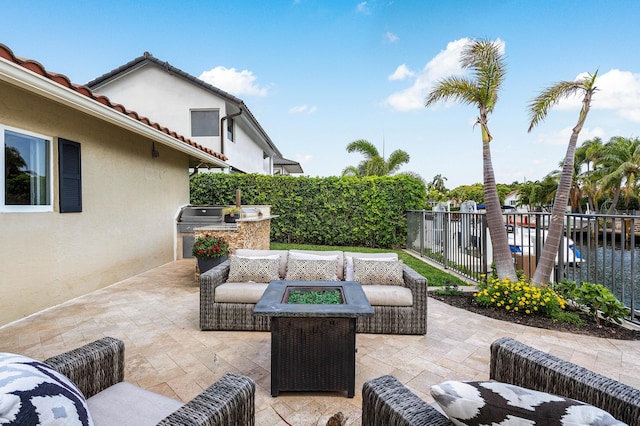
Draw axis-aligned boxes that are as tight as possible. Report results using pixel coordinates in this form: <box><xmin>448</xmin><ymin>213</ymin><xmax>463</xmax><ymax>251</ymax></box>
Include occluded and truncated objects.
<box><xmin>3</xmin><ymin>1</ymin><xmax>640</xmax><ymax>188</ymax></box>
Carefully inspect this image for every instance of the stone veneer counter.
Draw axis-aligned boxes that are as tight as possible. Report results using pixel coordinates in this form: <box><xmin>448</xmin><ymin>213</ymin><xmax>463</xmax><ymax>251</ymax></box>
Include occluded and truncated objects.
<box><xmin>193</xmin><ymin>215</ymin><xmax>277</xmax><ymax>254</ymax></box>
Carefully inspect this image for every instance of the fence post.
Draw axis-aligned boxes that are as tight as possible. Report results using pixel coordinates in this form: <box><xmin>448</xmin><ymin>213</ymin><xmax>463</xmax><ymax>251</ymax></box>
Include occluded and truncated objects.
<box><xmin>420</xmin><ymin>211</ymin><xmax>425</xmax><ymax>257</ymax></box>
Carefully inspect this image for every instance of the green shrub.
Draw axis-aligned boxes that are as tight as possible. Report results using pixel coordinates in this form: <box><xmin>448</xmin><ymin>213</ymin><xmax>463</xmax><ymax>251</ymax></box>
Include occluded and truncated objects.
<box><xmin>475</xmin><ymin>276</ymin><xmax>567</xmax><ymax>317</ymax></box>
<box><xmin>434</xmin><ymin>283</ymin><xmax>464</xmax><ymax>296</ymax></box>
<box><xmin>549</xmin><ymin>310</ymin><xmax>584</xmax><ymax>325</ymax></box>
<box><xmin>190</xmin><ymin>173</ymin><xmax>426</xmax><ymax>248</ymax></box>
<box><xmin>557</xmin><ymin>281</ymin><xmax>630</xmax><ymax>325</ymax></box>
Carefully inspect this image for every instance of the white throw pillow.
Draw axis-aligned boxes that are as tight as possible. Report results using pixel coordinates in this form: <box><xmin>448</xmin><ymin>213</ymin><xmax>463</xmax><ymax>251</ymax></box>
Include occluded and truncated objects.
<box><xmin>344</xmin><ymin>255</ymin><xmax>397</xmax><ymax>281</ymax></box>
<box><xmin>285</xmin><ymin>258</ymin><xmax>338</xmax><ymax>281</ymax></box>
<box><xmin>430</xmin><ymin>380</ymin><xmax>626</xmax><ymax>426</ymax></box>
<box><xmin>227</xmin><ymin>255</ymin><xmax>280</xmax><ymax>283</ymax></box>
<box><xmin>353</xmin><ymin>258</ymin><xmax>404</xmax><ymax>285</ymax></box>
<box><xmin>288</xmin><ymin>252</ymin><xmax>339</xmax><ymax>280</ymax></box>
<box><xmin>0</xmin><ymin>352</ymin><xmax>94</xmax><ymax>425</ymax></box>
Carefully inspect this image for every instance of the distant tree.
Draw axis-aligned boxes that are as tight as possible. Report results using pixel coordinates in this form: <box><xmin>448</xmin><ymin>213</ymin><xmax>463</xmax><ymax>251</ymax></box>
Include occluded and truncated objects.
<box><xmin>341</xmin><ymin>139</ymin><xmax>410</xmax><ymax>177</ymax></box>
<box><xmin>574</xmin><ymin>137</ymin><xmax>605</xmax><ymax>211</ymax></box>
<box><xmin>425</xmin><ymin>38</ymin><xmax>516</xmax><ymax>281</ymax></box>
<box><xmin>527</xmin><ymin>71</ymin><xmax>598</xmax><ymax>285</ymax></box>
<box><xmin>599</xmin><ymin>136</ymin><xmax>640</xmax><ymax>213</ymax></box>
<box><xmin>448</xmin><ymin>183</ymin><xmax>485</xmax><ymax>204</ymax></box>
<box><xmin>428</xmin><ymin>174</ymin><xmax>448</xmax><ymax>192</ymax></box>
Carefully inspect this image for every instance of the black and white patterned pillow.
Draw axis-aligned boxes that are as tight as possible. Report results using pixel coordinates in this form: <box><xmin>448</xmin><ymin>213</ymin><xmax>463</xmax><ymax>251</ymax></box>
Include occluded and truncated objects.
<box><xmin>0</xmin><ymin>352</ymin><xmax>93</xmax><ymax>425</ymax></box>
<box><xmin>353</xmin><ymin>258</ymin><xmax>404</xmax><ymax>285</ymax></box>
<box><xmin>285</xmin><ymin>258</ymin><xmax>338</xmax><ymax>281</ymax></box>
<box><xmin>227</xmin><ymin>255</ymin><xmax>280</xmax><ymax>283</ymax></box>
<box><xmin>431</xmin><ymin>380</ymin><xmax>627</xmax><ymax>426</ymax></box>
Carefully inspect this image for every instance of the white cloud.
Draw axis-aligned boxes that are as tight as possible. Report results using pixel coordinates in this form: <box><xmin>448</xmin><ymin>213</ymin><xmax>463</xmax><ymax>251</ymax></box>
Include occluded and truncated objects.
<box><xmin>384</xmin><ymin>31</ymin><xmax>399</xmax><ymax>43</ymax></box>
<box><xmin>549</xmin><ymin>69</ymin><xmax>640</xmax><ymax>123</ymax></box>
<box><xmin>385</xmin><ymin>38</ymin><xmax>471</xmax><ymax>111</ymax></box>
<box><xmin>294</xmin><ymin>154</ymin><xmax>313</xmax><ymax>164</ymax></box>
<box><xmin>388</xmin><ymin>64</ymin><xmax>414</xmax><ymax>81</ymax></box>
<box><xmin>289</xmin><ymin>105</ymin><xmax>318</xmax><ymax>114</ymax></box>
<box><xmin>384</xmin><ymin>38</ymin><xmax>508</xmax><ymax>112</ymax></box>
<box><xmin>356</xmin><ymin>1</ymin><xmax>371</xmax><ymax>14</ymax></box>
<box><xmin>199</xmin><ymin>66</ymin><xmax>270</xmax><ymax>97</ymax></box>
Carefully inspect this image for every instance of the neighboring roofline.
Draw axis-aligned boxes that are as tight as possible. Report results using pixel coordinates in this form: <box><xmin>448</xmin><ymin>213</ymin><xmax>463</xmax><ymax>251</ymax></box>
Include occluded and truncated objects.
<box><xmin>273</xmin><ymin>157</ymin><xmax>304</xmax><ymax>174</ymax></box>
<box><xmin>87</xmin><ymin>52</ymin><xmax>283</xmax><ymax>157</ymax></box>
<box><xmin>0</xmin><ymin>44</ymin><xmax>228</xmax><ymax>168</ymax></box>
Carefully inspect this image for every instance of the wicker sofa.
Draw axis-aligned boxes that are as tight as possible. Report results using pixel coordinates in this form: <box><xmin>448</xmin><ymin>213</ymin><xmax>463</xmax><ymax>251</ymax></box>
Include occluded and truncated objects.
<box><xmin>362</xmin><ymin>337</ymin><xmax>640</xmax><ymax>425</ymax></box>
<box><xmin>40</xmin><ymin>337</ymin><xmax>255</xmax><ymax>425</ymax></box>
<box><xmin>199</xmin><ymin>249</ymin><xmax>428</xmax><ymax>334</ymax></box>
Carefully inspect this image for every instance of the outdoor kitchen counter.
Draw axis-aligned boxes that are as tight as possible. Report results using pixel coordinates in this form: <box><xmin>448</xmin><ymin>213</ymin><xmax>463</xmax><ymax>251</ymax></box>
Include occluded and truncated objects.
<box><xmin>193</xmin><ymin>215</ymin><xmax>276</xmax><ymax>253</ymax></box>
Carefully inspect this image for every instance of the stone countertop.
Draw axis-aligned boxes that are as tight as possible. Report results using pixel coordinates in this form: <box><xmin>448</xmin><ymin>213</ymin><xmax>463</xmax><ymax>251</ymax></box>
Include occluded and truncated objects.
<box><xmin>236</xmin><ymin>214</ymin><xmax>279</xmax><ymax>222</ymax></box>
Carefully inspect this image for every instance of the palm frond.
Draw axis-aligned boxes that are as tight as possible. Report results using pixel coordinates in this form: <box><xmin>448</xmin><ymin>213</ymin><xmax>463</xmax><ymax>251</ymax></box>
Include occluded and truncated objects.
<box><xmin>341</xmin><ymin>165</ymin><xmax>360</xmax><ymax>177</ymax></box>
<box><xmin>346</xmin><ymin>139</ymin><xmax>379</xmax><ymax>159</ymax></box>
<box><xmin>387</xmin><ymin>150</ymin><xmax>411</xmax><ymax>174</ymax></box>
<box><xmin>527</xmin><ymin>81</ymin><xmax>582</xmax><ymax>132</ymax></box>
<box><xmin>425</xmin><ymin>77</ymin><xmax>480</xmax><ymax>107</ymax></box>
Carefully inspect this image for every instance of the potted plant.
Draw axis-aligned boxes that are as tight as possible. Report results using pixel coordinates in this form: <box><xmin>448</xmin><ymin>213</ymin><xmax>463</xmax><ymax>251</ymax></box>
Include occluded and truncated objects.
<box><xmin>192</xmin><ymin>233</ymin><xmax>229</xmax><ymax>273</ymax></box>
<box><xmin>223</xmin><ymin>206</ymin><xmax>242</xmax><ymax>223</ymax></box>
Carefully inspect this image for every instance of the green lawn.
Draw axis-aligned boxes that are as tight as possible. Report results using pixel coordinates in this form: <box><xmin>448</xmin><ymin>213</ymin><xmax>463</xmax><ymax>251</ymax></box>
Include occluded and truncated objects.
<box><xmin>269</xmin><ymin>242</ymin><xmax>467</xmax><ymax>287</ymax></box>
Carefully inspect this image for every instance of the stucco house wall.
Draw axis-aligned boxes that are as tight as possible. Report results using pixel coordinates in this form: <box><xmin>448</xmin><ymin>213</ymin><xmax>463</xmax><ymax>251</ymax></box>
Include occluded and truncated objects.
<box><xmin>87</xmin><ymin>54</ymin><xmax>292</xmax><ymax>175</ymax></box>
<box><xmin>0</xmin><ymin>81</ymin><xmax>191</xmax><ymax>325</ymax></box>
<box><xmin>0</xmin><ymin>44</ymin><xmax>228</xmax><ymax>326</ymax></box>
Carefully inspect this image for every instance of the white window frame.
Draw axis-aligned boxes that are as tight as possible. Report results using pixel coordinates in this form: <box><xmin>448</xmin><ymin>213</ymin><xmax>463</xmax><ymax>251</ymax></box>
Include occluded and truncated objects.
<box><xmin>1</xmin><ymin>124</ymin><xmax>53</xmax><ymax>213</ymax></box>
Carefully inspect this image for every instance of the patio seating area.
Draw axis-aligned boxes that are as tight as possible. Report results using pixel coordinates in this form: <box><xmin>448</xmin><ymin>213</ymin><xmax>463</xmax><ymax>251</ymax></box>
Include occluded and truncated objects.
<box><xmin>1</xmin><ymin>259</ymin><xmax>639</xmax><ymax>425</ymax></box>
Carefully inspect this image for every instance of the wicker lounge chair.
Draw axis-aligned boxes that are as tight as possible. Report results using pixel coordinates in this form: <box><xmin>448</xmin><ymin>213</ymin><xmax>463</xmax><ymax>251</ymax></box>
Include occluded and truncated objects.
<box><xmin>43</xmin><ymin>336</ymin><xmax>255</xmax><ymax>425</ymax></box>
<box><xmin>362</xmin><ymin>337</ymin><xmax>640</xmax><ymax>425</ymax></box>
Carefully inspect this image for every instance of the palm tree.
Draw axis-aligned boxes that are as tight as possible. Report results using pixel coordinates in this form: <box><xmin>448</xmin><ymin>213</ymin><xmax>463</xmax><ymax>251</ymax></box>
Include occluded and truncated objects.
<box><xmin>527</xmin><ymin>71</ymin><xmax>598</xmax><ymax>285</ymax></box>
<box><xmin>599</xmin><ymin>136</ymin><xmax>640</xmax><ymax>212</ymax></box>
<box><xmin>341</xmin><ymin>139</ymin><xmax>410</xmax><ymax>177</ymax></box>
<box><xmin>575</xmin><ymin>137</ymin><xmax>605</xmax><ymax>212</ymax></box>
<box><xmin>425</xmin><ymin>39</ymin><xmax>516</xmax><ymax>281</ymax></box>
<box><xmin>428</xmin><ymin>174</ymin><xmax>448</xmax><ymax>192</ymax></box>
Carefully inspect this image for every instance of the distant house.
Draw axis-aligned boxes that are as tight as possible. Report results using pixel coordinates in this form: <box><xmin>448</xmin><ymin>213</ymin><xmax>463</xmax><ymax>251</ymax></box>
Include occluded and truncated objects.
<box><xmin>0</xmin><ymin>44</ymin><xmax>227</xmax><ymax>325</ymax></box>
<box><xmin>86</xmin><ymin>52</ymin><xmax>302</xmax><ymax>176</ymax></box>
<box><xmin>504</xmin><ymin>190</ymin><xmax>530</xmax><ymax>212</ymax></box>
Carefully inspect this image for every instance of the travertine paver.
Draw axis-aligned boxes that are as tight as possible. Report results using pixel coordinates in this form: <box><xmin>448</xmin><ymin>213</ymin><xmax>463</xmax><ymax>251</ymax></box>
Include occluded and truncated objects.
<box><xmin>0</xmin><ymin>259</ymin><xmax>639</xmax><ymax>425</ymax></box>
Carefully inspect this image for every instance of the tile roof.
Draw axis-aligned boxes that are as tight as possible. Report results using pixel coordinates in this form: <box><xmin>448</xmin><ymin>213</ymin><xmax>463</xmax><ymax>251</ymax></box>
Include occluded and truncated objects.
<box><xmin>87</xmin><ymin>52</ymin><xmax>282</xmax><ymax>158</ymax></box>
<box><xmin>0</xmin><ymin>44</ymin><xmax>227</xmax><ymax>162</ymax></box>
<box><xmin>273</xmin><ymin>156</ymin><xmax>304</xmax><ymax>173</ymax></box>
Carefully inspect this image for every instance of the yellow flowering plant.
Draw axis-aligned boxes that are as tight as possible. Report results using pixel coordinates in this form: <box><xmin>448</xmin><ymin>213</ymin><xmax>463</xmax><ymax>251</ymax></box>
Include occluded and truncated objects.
<box><xmin>474</xmin><ymin>275</ymin><xmax>567</xmax><ymax>318</ymax></box>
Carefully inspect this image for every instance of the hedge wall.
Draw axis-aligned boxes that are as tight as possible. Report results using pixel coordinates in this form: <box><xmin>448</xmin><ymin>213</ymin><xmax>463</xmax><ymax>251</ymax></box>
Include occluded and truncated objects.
<box><xmin>190</xmin><ymin>173</ymin><xmax>426</xmax><ymax>248</ymax></box>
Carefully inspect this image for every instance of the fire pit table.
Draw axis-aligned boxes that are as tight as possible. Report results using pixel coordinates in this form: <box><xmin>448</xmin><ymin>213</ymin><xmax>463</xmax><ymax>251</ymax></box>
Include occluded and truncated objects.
<box><xmin>254</xmin><ymin>280</ymin><xmax>373</xmax><ymax>397</ymax></box>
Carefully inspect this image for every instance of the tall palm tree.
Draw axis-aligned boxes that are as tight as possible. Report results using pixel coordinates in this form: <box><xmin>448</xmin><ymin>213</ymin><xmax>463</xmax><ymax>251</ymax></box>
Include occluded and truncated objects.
<box><xmin>599</xmin><ymin>136</ymin><xmax>640</xmax><ymax>212</ymax></box>
<box><xmin>341</xmin><ymin>139</ymin><xmax>410</xmax><ymax>177</ymax></box>
<box><xmin>527</xmin><ymin>71</ymin><xmax>598</xmax><ymax>285</ymax></box>
<box><xmin>429</xmin><ymin>174</ymin><xmax>448</xmax><ymax>192</ymax></box>
<box><xmin>575</xmin><ymin>137</ymin><xmax>605</xmax><ymax>211</ymax></box>
<box><xmin>425</xmin><ymin>39</ymin><xmax>516</xmax><ymax>281</ymax></box>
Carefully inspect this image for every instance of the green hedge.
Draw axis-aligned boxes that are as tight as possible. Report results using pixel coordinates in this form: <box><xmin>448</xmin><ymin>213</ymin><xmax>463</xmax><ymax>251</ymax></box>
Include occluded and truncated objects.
<box><xmin>190</xmin><ymin>173</ymin><xmax>426</xmax><ymax>248</ymax></box>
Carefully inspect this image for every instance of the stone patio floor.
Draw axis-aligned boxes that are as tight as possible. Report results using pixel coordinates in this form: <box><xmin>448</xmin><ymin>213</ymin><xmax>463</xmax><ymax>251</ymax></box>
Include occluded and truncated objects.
<box><xmin>1</xmin><ymin>259</ymin><xmax>639</xmax><ymax>425</ymax></box>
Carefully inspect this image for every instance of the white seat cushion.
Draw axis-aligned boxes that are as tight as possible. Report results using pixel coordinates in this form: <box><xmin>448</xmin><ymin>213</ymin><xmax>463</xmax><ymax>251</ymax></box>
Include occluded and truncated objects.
<box><xmin>361</xmin><ymin>285</ymin><xmax>413</xmax><ymax>306</ymax></box>
<box><xmin>87</xmin><ymin>382</ymin><xmax>183</xmax><ymax>426</ymax></box>
<box><xmin>214</xmin><ymin>282</ymin><xmax>269</xmax><ymax>303</ymax></box>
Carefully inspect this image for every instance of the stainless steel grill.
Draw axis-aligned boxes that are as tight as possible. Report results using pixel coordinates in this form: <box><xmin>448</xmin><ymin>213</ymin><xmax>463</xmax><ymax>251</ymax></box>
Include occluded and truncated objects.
<box><xmin>177</xmin><ymin>206</ymin><xmax>224</xmax><ymax>258</ymax></box>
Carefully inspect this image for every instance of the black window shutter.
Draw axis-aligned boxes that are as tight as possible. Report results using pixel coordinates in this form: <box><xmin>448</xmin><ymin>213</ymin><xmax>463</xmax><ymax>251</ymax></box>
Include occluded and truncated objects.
<box><xmin>58</xmin><ymin>138</ymin><xmax>82</xmax><ymax>213</ymax></box>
